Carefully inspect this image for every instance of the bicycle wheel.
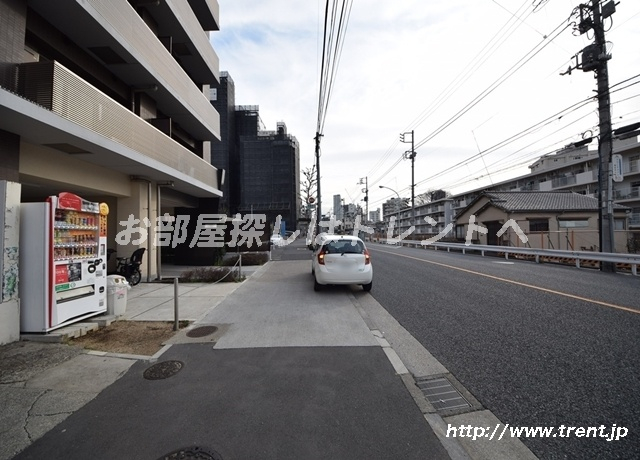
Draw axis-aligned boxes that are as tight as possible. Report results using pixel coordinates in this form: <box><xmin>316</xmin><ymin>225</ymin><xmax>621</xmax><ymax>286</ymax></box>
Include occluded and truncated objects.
<box><xmin>129</xmin><ymin>268</ymin><xmax>142</xmax><ymax>286</ymax></box>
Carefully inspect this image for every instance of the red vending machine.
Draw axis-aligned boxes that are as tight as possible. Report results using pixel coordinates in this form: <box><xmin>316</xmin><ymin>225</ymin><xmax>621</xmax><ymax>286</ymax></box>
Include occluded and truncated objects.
<box><xmin>20</xmin><ymin>192</ymin><xmax>108</xmax><ymax>333</ymax></box>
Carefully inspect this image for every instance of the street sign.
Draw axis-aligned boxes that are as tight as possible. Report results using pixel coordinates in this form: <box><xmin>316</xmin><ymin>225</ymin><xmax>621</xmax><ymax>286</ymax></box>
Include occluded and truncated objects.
<box><xmin>612</xmin><ymin>154</ymin><xmax>623</xmax><ymax>182</ymax></box>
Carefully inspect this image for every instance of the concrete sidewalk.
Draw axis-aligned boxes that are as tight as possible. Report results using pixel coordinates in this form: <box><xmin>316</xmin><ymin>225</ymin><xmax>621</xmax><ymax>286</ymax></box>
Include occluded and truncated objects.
<box><xmin>1</xmin><ymin>259</ymin><xmax>536</xmax><ymax>460</ymax></box>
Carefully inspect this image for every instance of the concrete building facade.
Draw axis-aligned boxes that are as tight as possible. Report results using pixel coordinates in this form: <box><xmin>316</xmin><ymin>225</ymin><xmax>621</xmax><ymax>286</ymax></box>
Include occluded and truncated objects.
<box><xmin>0</xmin><ymin>0</ymin><xmax>223</xmax><ymax>343</ymax></box>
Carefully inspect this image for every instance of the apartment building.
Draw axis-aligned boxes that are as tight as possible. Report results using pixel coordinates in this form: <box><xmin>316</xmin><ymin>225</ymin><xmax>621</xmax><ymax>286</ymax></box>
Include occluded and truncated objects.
<box><xmin>381</xmin><ymin>126</ymin><xmax>640</xmax><ymax>252</ymax></box>
<box><xmin>236</xmin><ymin>114</ymin><xmax>300</xmax><ymax>233</ymax></box>
<box><xmin>0</xmin><ymin>0</ymin><xmax>222</xmax><ymax>343</ymax></box>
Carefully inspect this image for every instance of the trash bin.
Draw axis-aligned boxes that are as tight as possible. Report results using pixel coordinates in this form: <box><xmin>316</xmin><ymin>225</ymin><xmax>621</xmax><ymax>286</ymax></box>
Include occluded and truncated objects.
<box><xmin>107</xmin><ymin>275</ymin><xmax>129</xmax><ymax>316</ymax></box>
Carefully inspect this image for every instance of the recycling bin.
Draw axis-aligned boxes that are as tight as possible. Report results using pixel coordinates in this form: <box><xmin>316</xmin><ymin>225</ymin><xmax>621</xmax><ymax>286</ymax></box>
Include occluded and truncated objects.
<box><xmin>106</xmin><ymin>275</ymin><xmax>129</xmax><ymax>316</ymax></box>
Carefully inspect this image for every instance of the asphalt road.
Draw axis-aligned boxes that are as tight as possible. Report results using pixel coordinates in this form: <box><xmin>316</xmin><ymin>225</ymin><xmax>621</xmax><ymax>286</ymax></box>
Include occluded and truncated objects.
<box><xmin>366</xmin><ymin>242</ymin><xmax>640</xmax><ymax>459</ymax></box>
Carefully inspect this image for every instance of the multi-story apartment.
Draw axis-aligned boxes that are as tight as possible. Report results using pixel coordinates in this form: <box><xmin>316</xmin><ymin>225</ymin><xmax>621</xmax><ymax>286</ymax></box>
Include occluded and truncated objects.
<box><xmin>234</xmin><ymin>108</ymin><xmax>300</xmax><ymax>233</ymax></box>
<box><xmin>210</xmin><ymin>77</ymin><xmax>301</xmax><ymax>233</ymax></box>
<box><xmin>0</xmin><ymin>0</ymin><xmax>222</xmax><ymax>343</ymax></box>
<box><xmin>381</xmin><ymin>126</ymin><xmax>640</xmax><ymax>251</ymax></box>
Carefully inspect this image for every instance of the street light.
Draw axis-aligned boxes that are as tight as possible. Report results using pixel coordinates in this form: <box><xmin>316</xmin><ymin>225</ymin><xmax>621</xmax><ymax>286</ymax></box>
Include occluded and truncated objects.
<box><xmin>379</xmin><ymin>185</ymin><xmax>402</xmax><ymax>240</ymax></box>
<box><xmin>379</xmin><ymin>185</ymin><xmax>400</xmax><ymax>200</ymax></box>
<box><xmin>379</xmin><ymin>185</ymin><xmax>402</xmax><ymax>214</ymax></box>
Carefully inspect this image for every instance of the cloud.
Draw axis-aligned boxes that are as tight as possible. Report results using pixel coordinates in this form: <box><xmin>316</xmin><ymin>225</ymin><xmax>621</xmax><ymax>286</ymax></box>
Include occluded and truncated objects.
<box><xmin>211</xmin><ymin>0</ymin><xmax>640</xmax><ymax>213</ymax></box>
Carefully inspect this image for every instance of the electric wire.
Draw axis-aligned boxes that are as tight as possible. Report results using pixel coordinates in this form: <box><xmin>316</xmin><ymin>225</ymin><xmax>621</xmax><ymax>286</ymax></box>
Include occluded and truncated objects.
<box><xmin>413</xmin><ymin>19</ymin><xmax>572</xmax><ymax>151</ymax></box>
<box><xmin>370</xmin><ymin>35</ymin><xmax>640</xmax><ymax>199</ymax></box>
<box><xmin>366</xmin><ymin>0</ymin><xmax>534</xmax><ymax>185</ymax></box>
<box><xmin>367</xmin><ymin>6</ymin><xmax>571</xmax><ymax>194</ymax></box>
<box><xmin>368</xmin><ymin>79</ymin><xmax>639</xmax><ymax>208</ymax></box>
<box><xmin>316</xmin><ymin>0</ymin><xmax>353</xmax><ymax>136</ymax></box>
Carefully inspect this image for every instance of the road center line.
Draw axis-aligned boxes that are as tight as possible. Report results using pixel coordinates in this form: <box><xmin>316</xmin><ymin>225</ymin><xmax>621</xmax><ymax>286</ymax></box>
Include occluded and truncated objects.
<box><xmin>371</xmin><ymin>247</ymin><xmax>639</xmax><ymax>315</ymax></box>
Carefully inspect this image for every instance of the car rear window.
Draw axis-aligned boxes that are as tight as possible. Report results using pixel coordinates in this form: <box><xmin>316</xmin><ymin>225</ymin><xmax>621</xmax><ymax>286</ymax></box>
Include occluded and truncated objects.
<box><xmin>323</xmin><ymin>240</ymin><xmax>365</xmax><ymax>254</ymax></box>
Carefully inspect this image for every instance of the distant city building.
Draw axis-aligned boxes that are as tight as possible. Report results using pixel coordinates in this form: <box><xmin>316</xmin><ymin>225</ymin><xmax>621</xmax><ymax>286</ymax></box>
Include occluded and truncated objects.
<box><xmin>369</xmin><ymin>209</ymin><xmax>380</xmax><ymax>223</ymax></box>
<box><xmin>333</xmin><ymin>194</ymin><xmax>343</xmax><ymax>220</ymax></box>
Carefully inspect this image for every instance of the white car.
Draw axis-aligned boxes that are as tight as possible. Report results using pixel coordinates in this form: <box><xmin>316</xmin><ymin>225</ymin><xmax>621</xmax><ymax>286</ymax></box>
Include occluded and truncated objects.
<box><xmin>310</xmin><ymin>234</ymin><xmax>373</xmax><ymax>291</ymax></box>
<box><xmin>270</xmin><ymin>234</ymin><xmax>284</xmax><ymax>247</ymax></box>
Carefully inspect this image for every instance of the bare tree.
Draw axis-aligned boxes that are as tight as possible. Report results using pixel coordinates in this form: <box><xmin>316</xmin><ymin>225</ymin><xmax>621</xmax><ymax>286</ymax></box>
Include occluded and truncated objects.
<box><xmin>300</xmin><ymin>164</ymin><xmax>317</xmax><ymax>219</ymax></box>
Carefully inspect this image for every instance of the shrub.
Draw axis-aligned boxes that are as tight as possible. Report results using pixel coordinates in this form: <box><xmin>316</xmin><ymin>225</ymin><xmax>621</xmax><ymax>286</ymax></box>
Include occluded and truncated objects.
<box><xmin>221</xmin><ymin>252</ymin><xmax>269</xmax><ymax>266</ymax></box>
<box><xmin>627</xmin><ymin>235</ymin><xmax>640</xmax><ymax>254</ymax></box>
<box><xmin>179</xmin><ymin>267</ymin><xmax>243</xmax><ymax>283</ymax></box>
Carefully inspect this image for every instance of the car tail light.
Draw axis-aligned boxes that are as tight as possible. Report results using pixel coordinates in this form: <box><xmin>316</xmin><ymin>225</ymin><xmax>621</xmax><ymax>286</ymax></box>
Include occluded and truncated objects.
<box><xmin>318</xmin><ymin>249</ymin><xmax>326</xmax><ymax>265</ymax></box>
<box><xmin>364</xmin><ymin>249</ymin><xmax>371</xmax><ymax>265</ymax></box>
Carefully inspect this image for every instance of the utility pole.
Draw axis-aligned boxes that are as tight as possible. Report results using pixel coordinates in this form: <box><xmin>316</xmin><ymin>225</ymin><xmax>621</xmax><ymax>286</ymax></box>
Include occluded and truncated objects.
<box><xmin>565</xmin><ymin>0</ymin><xmax>617</xmax><ymax>271</ymax></box>
<box><xmin>400</xmin><ymin>130</ymin><xmax>416</xmax><ymax>226</ymax></box>
<box><xmin>314</xmin><ymin>132</ymin><xmax>323</xmax><ymax>238</ymax></box>
<box><xmin>359</xmin><ymin>177</ymin><xmax>368</xmax><ymax>224</ymax></box>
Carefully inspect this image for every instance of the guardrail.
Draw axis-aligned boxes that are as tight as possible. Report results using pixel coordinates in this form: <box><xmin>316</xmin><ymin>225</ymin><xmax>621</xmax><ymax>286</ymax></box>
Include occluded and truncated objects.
<box><xmin>375</xmin><ymin>240</ymin><xmax>640</xmax><ymax>276</ymax></box>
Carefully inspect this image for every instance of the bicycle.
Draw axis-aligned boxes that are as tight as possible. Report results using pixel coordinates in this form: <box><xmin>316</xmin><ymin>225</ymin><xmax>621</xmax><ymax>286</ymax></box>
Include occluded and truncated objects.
<box><xmin>108</xmin><ymin>248</ymin><xmax>145</xmax><ymax>286</ymax></box>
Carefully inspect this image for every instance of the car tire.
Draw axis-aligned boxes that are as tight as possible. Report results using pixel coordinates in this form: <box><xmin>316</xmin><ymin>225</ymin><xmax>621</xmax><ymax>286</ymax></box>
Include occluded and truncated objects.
<box><xmin>362</xmin><ymin>281</ymin><xmax>372</xmax><ymax>292</ymax></box>
<box><xmin>314</xmin><ymin>278</ymin><xmax>322</xmax><ymax>291</ymax></box>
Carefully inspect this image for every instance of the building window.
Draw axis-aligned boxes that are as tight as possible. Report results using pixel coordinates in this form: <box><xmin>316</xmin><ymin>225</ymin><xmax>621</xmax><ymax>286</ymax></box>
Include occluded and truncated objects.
<box><xmin>614</xmin><ymin>219</ymin><xmax>626</xmax><ymax>230</ymax></box>
<box><xmin>558</xmin><ymin>219</ymin><xmax>589</xmax><ymax>228</ymax></box>
<box><xmin>529</xmin><ymin>219</ymin><xmax>549</xmax><ymax>232</ymax></box>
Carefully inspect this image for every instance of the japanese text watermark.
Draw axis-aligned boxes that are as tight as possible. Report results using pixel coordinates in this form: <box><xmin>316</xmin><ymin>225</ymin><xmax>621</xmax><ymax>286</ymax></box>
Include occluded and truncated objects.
<box><xmin>114</xmin><ymin>213</ymin><xmax>528</xmax><ymax>248</ymax></box>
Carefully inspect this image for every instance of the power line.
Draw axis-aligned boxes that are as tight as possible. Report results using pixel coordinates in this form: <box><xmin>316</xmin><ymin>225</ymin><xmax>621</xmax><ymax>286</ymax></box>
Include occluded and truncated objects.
<box><xmin>363</xmin><ymin>0</ymin><xmax>535</xmax><ymax>190</ymax></box>
<box><xmin>414</xmin><ymin>19</ymin><xmax>572</xmax><ymax>151</ymax></box>
<box><xmin>369</xmin><ymin>81</ymin><xmax>639</xmax><ymax>207</ymax></box>
<box><xmin>366</xmin><ymin>9</ymin><xmax>572</xmax><ymax>193</ymax></box>
<box><xmin>315</xmin><ymin>0</ymin><xmax>353</xmax><ymax>225</ymax></box>
<box><xmin>316</xmin><ymin>0</ymin><xmax>353</xmax><ymax>135</ymax></box>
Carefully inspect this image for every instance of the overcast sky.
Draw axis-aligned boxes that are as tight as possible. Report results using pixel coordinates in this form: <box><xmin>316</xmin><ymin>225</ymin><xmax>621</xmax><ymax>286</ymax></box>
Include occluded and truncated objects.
<box><xmin>210</xmin><ymin>0</ymin><xmax>640</xmax><ymax>215</ymax></box>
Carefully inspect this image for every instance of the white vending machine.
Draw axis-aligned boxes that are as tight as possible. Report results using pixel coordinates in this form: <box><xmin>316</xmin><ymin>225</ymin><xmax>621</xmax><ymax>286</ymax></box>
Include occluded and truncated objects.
<box><xmin>20</xmin><ymin>192</ymin><xmax>108</xmax><ymax>333</ymax></box>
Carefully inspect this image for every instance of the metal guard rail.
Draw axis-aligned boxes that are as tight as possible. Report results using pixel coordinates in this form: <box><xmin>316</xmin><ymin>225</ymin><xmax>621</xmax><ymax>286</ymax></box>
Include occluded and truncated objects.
<box><xmin>390</xmin><ymin>241</ymin><xmax>640</xmax><ymax>276</ymax></box>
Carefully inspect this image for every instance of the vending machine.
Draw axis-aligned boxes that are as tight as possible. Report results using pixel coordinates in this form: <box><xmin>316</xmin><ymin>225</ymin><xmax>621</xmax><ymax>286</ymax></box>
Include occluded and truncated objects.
<box><xmin>20</xmin><ymin>192</ymin><xmax>108</xmax><ymax>333</ymax></box>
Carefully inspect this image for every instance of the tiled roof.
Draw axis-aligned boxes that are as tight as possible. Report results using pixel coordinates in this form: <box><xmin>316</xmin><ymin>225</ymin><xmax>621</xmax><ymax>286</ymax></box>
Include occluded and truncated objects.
<box><xmin>483</xmin><ymin>191</ymin><xmax>627</xmax><ymax>212</ymax></box>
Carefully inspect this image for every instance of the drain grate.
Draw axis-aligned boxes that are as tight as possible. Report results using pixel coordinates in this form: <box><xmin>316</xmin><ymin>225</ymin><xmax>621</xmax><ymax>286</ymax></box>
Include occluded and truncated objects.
<box><xmin>143</xmin><ymin>360</ymin><xmax>183</xmax><ymax>380</ymax></box>
<box><xmin>186</xmin><ymin>325</ymin><xmax>218</xmax><ymax>338</ymax></box>
<box><xmin>158</xmin><ymin>446</ymin><xmax>222</xmax><ymax>460</ymax></box>
<box><xmin>416</xmin><ymin>376</ymin><xmax>471</xmax><ymax>412</ymax></box>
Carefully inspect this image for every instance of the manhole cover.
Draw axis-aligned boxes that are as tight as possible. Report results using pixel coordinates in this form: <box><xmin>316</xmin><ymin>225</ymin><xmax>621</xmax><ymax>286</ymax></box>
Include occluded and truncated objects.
<box><xmin>158</xmin><ymin>446</ymin><xmax>222</xmax><ymax>460</ymax></box>
<box><xmin>143</xmin><ymin>360</ymin><xmax>183</xmax><ymax>380</ymax></box>
<box><xmin>186</xmin><ymin>325</ymin><xmax>218</xmax><ymax>338</ymax></box>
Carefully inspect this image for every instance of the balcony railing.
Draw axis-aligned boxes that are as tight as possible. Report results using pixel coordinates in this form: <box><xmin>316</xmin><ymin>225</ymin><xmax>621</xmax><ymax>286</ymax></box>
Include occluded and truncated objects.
<box><xmin>624</xmin><ymin>159</ymin><xmax>639</xmax><ymax>175</ymax></box>
<box><xmin>14</xmin><ymin>61</ymin><xmax>218</xmax><ymax>189</ymax></box>
<box><xmin>552</xmin><ymin>175</ymin><xmax>578</xmax><ymax>188</ymax></box>
<box><xmin>613</xmin><ymin>186</ymin><xmax>640</xmax><ymax>201</ymax></box>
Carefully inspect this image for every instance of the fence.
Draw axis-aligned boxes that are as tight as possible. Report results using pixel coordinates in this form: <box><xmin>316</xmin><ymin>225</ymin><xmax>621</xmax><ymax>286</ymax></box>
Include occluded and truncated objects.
<box><xmin>379</xmin><ymin>240</ymin><xmax>640</xmax><ymax>276</ymax></box>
